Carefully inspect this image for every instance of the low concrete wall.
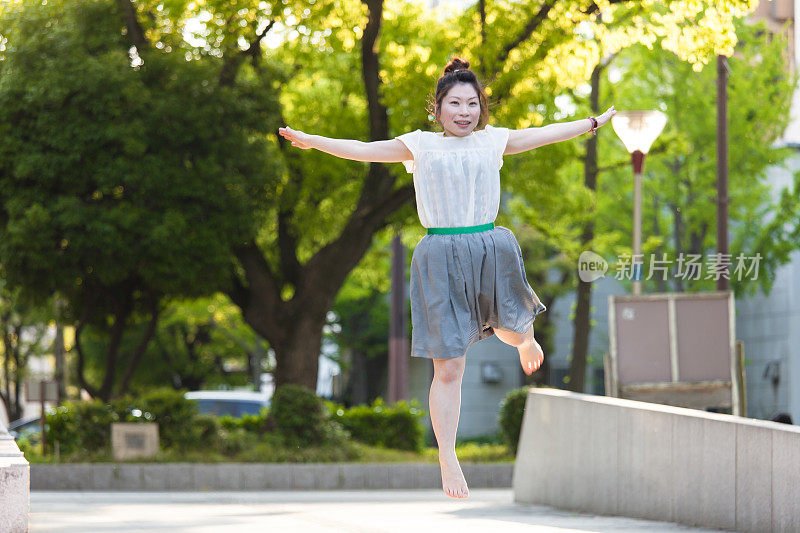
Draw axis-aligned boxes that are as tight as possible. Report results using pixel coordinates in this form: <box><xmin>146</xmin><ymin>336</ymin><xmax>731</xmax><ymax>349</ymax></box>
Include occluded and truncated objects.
<box><xmin>0</xmin><ymin>430</ymin><xmax>29</xmax><ymax>533</ymax></box>
<box><xmin>513</xmin><ymin>387</ymin><xmax>800</xmax><ymax>532</ymax></box>
<box><xmin>32</xmin><ymin>462</ymin><xmax>513</xmax><ymax>491</ymax></box>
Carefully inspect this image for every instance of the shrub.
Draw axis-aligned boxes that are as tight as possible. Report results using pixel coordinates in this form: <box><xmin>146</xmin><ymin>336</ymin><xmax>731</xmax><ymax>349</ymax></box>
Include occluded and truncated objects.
<box><xmin>218</xmin><ymin>408</ymin><xmax>269</xmax><ymax>433</ymax></box>
<box><xmin>218</xmin><ymin>427</ymin><xmax>259</xmax><ymax>456</ymax></box>
<box><xmin>45</xmin><ymin>389</ymin><xmax>198</xmax><ymax>456</ymax></box>
<box><xmin>327</xmin><ymin>398</ymin><xmax>426</xmax><ymax>452</ymax></box>
<box><xmin>498</xmin><ymin>386</ymin><xmax>530</xmax><ymax>455</ymax></box>
<box><xmin>118</xmin><ymin>387</ymin><xmax>199</xmax><ymax>450</ymax></box>
<box><xmin>193</xmin><ymin>414</ymin><xmax>223</xmax><ymax>449</ymax></box>
<box><xmin>45</xmin><ymin>399</ymin><xmax>118</xmax><ymax>455</ymax></box>
<box><xmin>269</xmin><ymin>384</ymin><xmax>347</xmax><ymax>447</ymax></box>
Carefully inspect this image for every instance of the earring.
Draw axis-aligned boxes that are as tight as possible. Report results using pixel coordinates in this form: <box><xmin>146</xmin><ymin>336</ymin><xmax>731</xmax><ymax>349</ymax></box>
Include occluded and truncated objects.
<box><xmin>428</xmin><ymin>113</ymin><xmax>435</xmax><ymax>121</ymax></box>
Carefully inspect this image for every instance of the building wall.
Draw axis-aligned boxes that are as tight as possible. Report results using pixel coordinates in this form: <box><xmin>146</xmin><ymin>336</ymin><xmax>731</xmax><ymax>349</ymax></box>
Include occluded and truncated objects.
<box><xmin>733</xmin><ymin>1</ymin><xmax>800</xmax><ymax>424</ymax></box>
<box><xmin>548</xmin><ymin>276</ymin><xmax>626</xmax><ymax>395</ymax></box>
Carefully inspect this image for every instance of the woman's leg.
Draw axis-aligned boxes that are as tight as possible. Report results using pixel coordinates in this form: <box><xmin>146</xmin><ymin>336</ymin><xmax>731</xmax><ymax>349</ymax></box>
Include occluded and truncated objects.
<box><xmin>494</xmin><ymin>323</ymin><xmax>544</xmax><ymax>375</ymax></box>
<box><xmin>430</xmin><ymin>355</ymin><xmax>469</xmax><ymax>499</ymax></box>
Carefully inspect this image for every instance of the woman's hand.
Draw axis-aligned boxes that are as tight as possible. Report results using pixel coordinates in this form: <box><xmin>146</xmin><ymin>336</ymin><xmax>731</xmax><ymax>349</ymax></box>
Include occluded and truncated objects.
<box><xmin>596</xmin><ymin>105</ymin><xmax>617</xmax><ymax>128</ymax></box>
<box><xmin>278</xmin><ymin>126</ymin><xmax>314</xmax><ymax>149</ymax></box>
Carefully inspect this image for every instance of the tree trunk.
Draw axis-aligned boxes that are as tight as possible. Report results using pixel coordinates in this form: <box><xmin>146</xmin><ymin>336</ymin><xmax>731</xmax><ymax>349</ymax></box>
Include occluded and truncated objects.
<box><xmin>653</xmin><ymin>195</ymin><xmax>667</xmax><ymax>293</ymax></box>
<box><xmin>225</xmin><ymin>0</ymin><xmax>416</xmax><ymax>392</ymax></box>
<box><xmin>53</xmin><ymin>321</ymin><xmax>66</xmax><ymax>402</ymax></box>
<box><xmin>74</xmin><ymin>291</ymin><xmax>160</xmax><ymax>401</ymax></box>
<box><xmin>270</xmin><ymin>311</ymin><xmax>327</xmax><ymax>391</ymax></box>
<box><xmin>568</xmin><ymin>59</ymin><xmax>605</xmax><ymax>393</ymax></box>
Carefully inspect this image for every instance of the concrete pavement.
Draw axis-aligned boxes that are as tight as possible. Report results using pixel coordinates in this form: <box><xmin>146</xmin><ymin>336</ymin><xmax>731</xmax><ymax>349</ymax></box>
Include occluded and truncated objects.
<box><xmin>30</xmin><ymin>489</ymin><xmax>731</xmax><ymax>532</ymax></box>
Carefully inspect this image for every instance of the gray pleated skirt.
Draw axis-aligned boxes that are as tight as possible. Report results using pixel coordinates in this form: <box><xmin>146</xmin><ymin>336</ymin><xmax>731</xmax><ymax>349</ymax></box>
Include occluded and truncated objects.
<box><xmin>409</xmin><ymin>225</ymin><xmax>547</xmax><ymax>360</ymax></box>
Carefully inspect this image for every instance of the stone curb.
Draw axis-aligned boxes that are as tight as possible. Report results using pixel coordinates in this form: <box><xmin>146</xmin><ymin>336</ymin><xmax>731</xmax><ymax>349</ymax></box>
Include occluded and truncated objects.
<box><xmin>31</xmin><ymin>462</ymin><xmax>514</xmax><ymax>491</ymax></box>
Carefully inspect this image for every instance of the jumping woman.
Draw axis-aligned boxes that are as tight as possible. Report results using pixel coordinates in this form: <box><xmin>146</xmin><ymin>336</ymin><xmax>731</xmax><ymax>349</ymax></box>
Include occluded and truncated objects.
<box><xmin>278</xmin><ymin>57</ymin><xmax>616</xmax><ymax>499</ymax></box>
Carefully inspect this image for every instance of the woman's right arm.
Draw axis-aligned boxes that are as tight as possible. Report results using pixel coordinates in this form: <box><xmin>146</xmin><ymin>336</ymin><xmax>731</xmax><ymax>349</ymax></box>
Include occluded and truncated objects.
<box><xmin>278</xmin><ymin>126</ymin><xmax>412</xmax><ymax>163</ymax></box>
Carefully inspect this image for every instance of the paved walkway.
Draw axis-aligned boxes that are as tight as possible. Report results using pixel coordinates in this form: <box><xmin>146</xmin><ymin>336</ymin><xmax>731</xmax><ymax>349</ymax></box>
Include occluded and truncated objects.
<box><xmin>31</xmin><ymin>489</ymin><xmax>729</xmax><ymax>532</ymax></box>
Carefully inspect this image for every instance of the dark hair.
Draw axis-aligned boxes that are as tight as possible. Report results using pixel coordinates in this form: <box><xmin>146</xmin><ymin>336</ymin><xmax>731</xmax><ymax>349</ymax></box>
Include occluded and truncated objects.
<box><xmin>426</xmin><ymin>57</ymin><xmax>489</xmax><ymax>130</ymax></box>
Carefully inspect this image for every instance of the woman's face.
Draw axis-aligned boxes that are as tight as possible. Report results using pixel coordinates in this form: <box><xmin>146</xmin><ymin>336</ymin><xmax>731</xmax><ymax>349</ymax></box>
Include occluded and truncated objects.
<box><xmin>438</xmin><ymin>83</ymin><xmax>481</xmax><ymax>137</ymax></box>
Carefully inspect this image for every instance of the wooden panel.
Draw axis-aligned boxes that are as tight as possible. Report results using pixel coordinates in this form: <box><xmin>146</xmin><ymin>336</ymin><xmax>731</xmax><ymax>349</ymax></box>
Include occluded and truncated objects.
<box><xmin>620</xmin><ymin>384</ymin><xmax>732</xmax><ymax>410</ymax></box>
<box><xmin>675</xmin><ymin>298</ymin><xmax>731</xmax><ymax>381</ymax></box>
<box><xmin>614</xmin><ymin>299</ymin><xmax>671</xmax><ymax>384</ymax></box>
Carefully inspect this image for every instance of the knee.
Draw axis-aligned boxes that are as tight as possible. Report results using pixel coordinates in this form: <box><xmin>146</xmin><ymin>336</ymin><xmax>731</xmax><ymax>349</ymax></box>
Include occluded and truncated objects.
<box><xmin>433</xmin><ymin>357</ymin><xmax>465</xmax><ymax>383</ymax></box>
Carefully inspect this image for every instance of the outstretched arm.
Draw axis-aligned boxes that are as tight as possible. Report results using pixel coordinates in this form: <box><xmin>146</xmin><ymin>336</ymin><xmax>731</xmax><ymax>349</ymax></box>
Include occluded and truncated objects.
<box><xmin>278</xmin><ymin>126</ymin><xmax>412</xmax><ymax>163</ymax></box>
<box><xmin>505</xmin><ymin>106</ymin><xmax>616</xmax><ymax>155</ymax></box>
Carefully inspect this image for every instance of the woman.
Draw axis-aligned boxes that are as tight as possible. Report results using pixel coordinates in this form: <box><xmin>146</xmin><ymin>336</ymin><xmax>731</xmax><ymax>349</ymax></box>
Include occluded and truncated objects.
<box><xmin>279</xmin><ymin>57</ymin><xmax>616</xmax><ymax>499</ymax></box>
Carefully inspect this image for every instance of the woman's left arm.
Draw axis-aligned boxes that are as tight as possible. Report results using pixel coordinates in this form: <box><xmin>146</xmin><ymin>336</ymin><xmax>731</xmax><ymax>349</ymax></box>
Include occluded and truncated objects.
<box><xmin>505</xmin><ymin>106</ymin><xmax>616</xmax><ymax>155</ymax></box>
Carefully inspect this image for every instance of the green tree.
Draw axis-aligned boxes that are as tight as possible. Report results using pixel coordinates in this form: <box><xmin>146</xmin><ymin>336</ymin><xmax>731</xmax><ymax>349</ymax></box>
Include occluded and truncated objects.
<box><xmin>0</xmin><ymin>0</ymin><xmax>278</xmax><ymax>400</ymax></box>
<box><xmin>601</xmin><ymin>18</ymin><xmax>800</xmax><ymax>295</ymax></box>
<box><xmin>75</xmin><ymin>294</ymin><xmax>270</xmax><ymax>394</ymax></box>
<box><xmin>0</xmin><ymin>0</ymin><xmax>763</xmax><ymax>397</ymax></box>
<box><xmin>528</xmin><ymin>17</ymin><xmax>800</xmax><ymax>392</ymax></box>
<box><xmin>324</xmin><ymin>228</ymin><xmax>395</xmax><ymax>405</ymax></box>
<box><xmin>0</xmin><ymin>282</ymin><xmax>52</xmax><ymax>422</ymax></box>
<box><xmin>233</xmin><ymin>0</ymin><xmax>760</xmax><ymax>391</ymax></box>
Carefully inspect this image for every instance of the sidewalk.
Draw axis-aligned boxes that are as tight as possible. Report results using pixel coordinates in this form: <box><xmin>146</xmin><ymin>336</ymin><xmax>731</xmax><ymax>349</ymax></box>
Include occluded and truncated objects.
<box><xmin>30</xmin><ymin>489</ymin><xmax>730</xmax><ymax>532</ymax></box>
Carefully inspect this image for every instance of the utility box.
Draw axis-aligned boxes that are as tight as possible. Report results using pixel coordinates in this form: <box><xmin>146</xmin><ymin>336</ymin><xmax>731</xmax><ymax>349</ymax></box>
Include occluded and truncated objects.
<box><xmin>606</xmin><ymin>291</ymin><xmax>742</xmax><ymax>415</ymax></box>
<box><xmin>111</xmin><ymin>423</ymin><xmax>159</xmax><ymax>461</ymax></box>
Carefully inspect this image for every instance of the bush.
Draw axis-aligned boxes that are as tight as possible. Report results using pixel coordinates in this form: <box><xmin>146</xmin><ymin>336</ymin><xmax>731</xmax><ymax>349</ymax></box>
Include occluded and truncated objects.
<box><xmin>218</xmin><ymin>408</ymin><xmax>270</xmax><ymax>433</ymax></box>
<box><xmin>45</xmin><ymin>399</ymin><xmax>118</xmax><ymax>455</ymax></box>
<box><xmin>218</xmin><ymin>427</ymin><xmax>259</xmax><ymax>456</ymax></box>
<box><xmin>327</xmin><ymin>398</ymin><xmax>426</xmax><ymax>452</ymax></box>
<box><xmin>269</xmin><ymin>384</ymin><xmax>348</xmax><ymax>447</ymax></box>
<box><xmin>421</xmin><ymin>442</ymin><xmax>514</xmax><ymax>463</ymax></box>
<box><xmin>498</xmin><ymin>386</ymin><xmax>530</xmax><ymax>455</ymax></box>
<box><xmin>118</xmin><ymin>387</ymin><xmax>199</xmax><ymax>450</ymax></box>
<box><xmin>45</xmin><ymin>389</ymin><xmax>198</xmax><ymax>456</ymax></box>
<box><xmin>193</xmin><ymin>414</ymin><xmax>223</xmax><ymax>449</ymax></box>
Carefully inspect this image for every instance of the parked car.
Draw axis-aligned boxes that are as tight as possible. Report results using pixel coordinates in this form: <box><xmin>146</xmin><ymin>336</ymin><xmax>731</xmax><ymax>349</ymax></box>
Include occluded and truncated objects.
<box><xmin>7</xmin><ymin>415</ymin><xmax>44</xmax><ymax>442</ymax></box>
<box><xmin>183</xmin><ymin>390</ymin><xmax>270</xmax><ymax>417</ymax></box>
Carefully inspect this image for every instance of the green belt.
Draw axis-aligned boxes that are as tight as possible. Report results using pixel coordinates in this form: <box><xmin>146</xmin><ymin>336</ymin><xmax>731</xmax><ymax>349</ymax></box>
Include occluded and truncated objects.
<box><xmin>427</xmin><ymin>222</ymin><xmax>495</xmax><ymax>235</ymax></box>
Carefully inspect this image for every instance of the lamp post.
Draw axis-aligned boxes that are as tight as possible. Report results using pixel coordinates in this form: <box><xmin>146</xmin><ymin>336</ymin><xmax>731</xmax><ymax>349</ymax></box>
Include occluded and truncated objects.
<box><xmin>611</xmin><ymin>110</ymin><xmax>667</xmax><ymax>295</ymax></box>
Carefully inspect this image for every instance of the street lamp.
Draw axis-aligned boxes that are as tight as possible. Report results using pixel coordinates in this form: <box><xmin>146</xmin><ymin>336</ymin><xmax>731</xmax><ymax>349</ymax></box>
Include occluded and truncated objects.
<box><xmin>611</xmin><ymin>110</ymin><xmax>667</xmax><ymax>295</ymax></box>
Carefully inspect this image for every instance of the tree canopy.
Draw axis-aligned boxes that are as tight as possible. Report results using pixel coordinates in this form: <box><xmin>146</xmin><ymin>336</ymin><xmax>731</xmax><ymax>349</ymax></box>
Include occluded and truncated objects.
<box><xmin>0</xmin><ymin>0</ymin><xmax>279</xmax><ymax>399</ymax></box>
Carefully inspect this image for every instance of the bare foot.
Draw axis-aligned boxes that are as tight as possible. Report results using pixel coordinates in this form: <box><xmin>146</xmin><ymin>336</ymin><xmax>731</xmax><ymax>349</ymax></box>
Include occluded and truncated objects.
<box><xmin>439</xmin><ymin>452</ymin><xmax>469</xmax><ymax>499</ymax></box>
<box><xmin>519</xmin><ymin>338</ymin><xmax>544</xmax><ymax>375</ymax></box>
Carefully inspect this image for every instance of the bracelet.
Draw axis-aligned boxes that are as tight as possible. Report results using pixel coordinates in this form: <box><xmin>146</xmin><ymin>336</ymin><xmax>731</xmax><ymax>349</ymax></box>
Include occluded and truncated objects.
<box><xmin>587</xmin><ymin>116</ymin><xmax>598</xmax><ymax>135</ymax></box>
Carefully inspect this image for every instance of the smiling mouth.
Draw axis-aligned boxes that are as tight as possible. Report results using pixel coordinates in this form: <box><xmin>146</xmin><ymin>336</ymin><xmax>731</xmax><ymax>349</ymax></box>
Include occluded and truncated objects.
<box><xmin>455</xmin><ymin>121</ymin><xmax>470</xmax><ymax>125</ymax></box>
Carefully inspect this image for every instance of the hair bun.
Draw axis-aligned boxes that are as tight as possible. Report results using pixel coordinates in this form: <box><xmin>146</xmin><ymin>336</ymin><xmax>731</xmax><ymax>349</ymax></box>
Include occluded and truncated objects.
<box><xmin>444</xmin><ymin>57</ymin><xmax>470</xmax><ymax>75</ymax></box>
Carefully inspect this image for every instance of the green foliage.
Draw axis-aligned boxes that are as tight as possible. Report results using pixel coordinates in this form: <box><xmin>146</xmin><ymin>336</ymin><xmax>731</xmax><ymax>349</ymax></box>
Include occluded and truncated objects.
<box><xmin>218</xmin><ymin>408</ymin><xmax>270</xmax><ymax>433</ymax></box>
<box><xmin>236</xmin><ymin>438</ymin><xmax>360</xmax><ymax>463</ymax></box>
<box><xmin>30</xmin><ymin>387</ymin><xmax>509</xmax><ymax>464</ymax></box>
<box><xmin>0</xmin><ymin>0</ymin><xmax>277</xmax><ymax>308</ymax></box>
<box><xmin>327</xmin><ymin>397</ymin><xmax>426</xmax><ymax>452</ymax></box>
<box><xmin>269</xmin><ymin>384</ymin><xmax>348</xmax><ymax>447</ymax></box>
<box><xmin>193</xmin><ymin>414</ymin><xmax>224</xmax><ymax>449</ymax></box>
<box><xmin>421</xmin><ymin>442</ymin><xmax>515</xmax><ymax>463</ymax></box>
<box><xmin>117</xmin><ymin>387</ymin><xmax>200</xmax><ymax>450</ymax></box>
<box><xmin>498</xmin><ymin>386</ymin><xmax>531</xmax><ymax>455</ymax></box>
<box><xmin>0</xmin><ymin>0</ymin><xmax>280</xmax><ymax>397</ymax></box>
<box><xmin>142</xmin><ymin>294</ymin><xmax>271</xmax><ymax>391</ymax></box>
<box><xmin>46</xmin><ymin>399</ymin><xmax>119</xmax><ymax>455</ymax></box>
<box><xmin>598</xmin><ymin>18</ymin><xmax>800</xmax><ymax>296</ymax></box>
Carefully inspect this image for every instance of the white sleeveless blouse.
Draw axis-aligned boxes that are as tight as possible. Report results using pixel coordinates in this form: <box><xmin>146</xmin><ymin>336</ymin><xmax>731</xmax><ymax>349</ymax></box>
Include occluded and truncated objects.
<box><xmin>395</xmin><ymin>124</ymin><xmax>510</xmax><ymax>228</ymax></box>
